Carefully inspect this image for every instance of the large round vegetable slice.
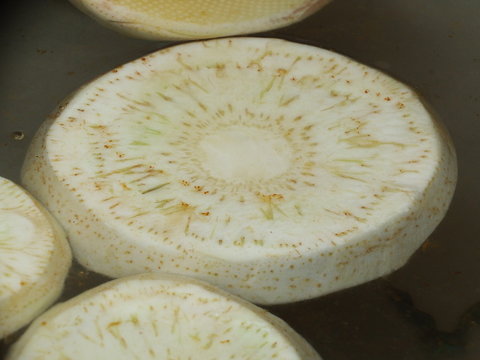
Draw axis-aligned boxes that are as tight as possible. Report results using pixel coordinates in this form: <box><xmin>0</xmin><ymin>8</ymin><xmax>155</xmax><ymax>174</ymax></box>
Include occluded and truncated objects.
<box><xmin>21</xmin><ymin>37</ymin><xmax>457</xmax><ymax>304</ymax></box>
<box><xmin>0</xmin><ymin>177</ymin><xmax>71</xmax><ymax>338</ymax></box>
<box><xmin>69</xmin><ymin>0</ymin><xmax>331</xmax><ymax>40</ymax></box>
<box><xmin>6</xmin><ymin>273</ymin><xmax>321</xmax><ymax>359</ymax></box>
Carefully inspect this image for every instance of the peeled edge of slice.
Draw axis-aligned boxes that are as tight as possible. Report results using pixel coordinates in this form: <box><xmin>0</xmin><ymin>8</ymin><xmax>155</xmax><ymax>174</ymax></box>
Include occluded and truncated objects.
<box><xmin>6</xmin><ymin>273</ymin><xmax>322</xmax><ymax>359</ymax></box>
<box><xmin>68</xmin><ymin>0</ymin><xmax>332</xmax><ymax>40</ymax></box>
<box><xmin>20</xmin><ymin>37</ymin><xmax>457</xmax><ymax>305</ymax></box>
<box><xmin>0</xmin><ymin>178</ymin><xmax>72</xmax><ymax>339</ymax></box>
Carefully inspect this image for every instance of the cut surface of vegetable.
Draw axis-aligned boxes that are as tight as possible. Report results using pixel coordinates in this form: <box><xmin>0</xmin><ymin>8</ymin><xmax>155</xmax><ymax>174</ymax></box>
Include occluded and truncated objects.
<box><xmin>7</xmin><ymin>273</ymin><xmax>322</xmax><ymax>359</ymax></box>
<box><xmin>69</xmin><ymin>0</ymin><xmax>331</xmax><ymax>40</ymax></box>
<box><xmin>0</xmin><ymin>177</ymin><xmax>71</xmax><ymax>338</ymax></box>
<box><xmin>21</xmin><ymin>37</ymin><xmax>457</xmax><ymax>304</ymax></box>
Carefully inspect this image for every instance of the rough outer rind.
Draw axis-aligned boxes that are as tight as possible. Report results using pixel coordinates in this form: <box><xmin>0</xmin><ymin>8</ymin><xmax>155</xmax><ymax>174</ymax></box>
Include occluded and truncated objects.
<box><xmin>0</xmin><ymin>177</ymin><xmax>71</xmax><ymax>338</ymax></box>
<box><xmin>21</xmin><ymin>37</ymin><xmax>457</xmax><ymax>304</ymax></box>
<box><xmin>69</xmin><ymin>0</ymin><xmax>331</xmax><ymax>40</ymax></box>
<box><xmin>6</xmin><ymin>273</ymin><xmax>322</xmax><ymax>359</ymax></box>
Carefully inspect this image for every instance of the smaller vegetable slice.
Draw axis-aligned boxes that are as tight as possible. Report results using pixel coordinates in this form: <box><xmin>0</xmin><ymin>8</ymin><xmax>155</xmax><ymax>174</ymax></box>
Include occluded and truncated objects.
<box><xmin>6</xmin><ymin>273</ymin><xmax>322</xmax><ymax>359</ymax></box>
<box><xmin>0</xmin><ymin>177</ymin><xmax>71</xmax><ymax>338</ymax></box>
<box><xmin>69</xmin><ymin>0</ymin><xmax>332</xmax><ymax>40</ymax></box>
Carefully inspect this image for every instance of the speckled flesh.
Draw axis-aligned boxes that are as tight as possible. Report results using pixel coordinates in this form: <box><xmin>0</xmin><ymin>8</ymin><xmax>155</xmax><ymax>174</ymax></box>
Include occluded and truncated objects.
<box><xmin>21</xmin><ymin>38</ymin><xmax>457</xmax><ymax>304</ymax></box>
<box><xmin>0</xmin><ymin>177</ymin><xmax>71</xmax><ymax>338</ymax></box>
<box><xmin>6</xmin><ymin>273</ymin><xmax>322</xmax><ymax>359</ymax></box>
<box><xmin>69</xmin><ymin>0</ymin><xmax>331</xmax><ymax>40</ymax></box>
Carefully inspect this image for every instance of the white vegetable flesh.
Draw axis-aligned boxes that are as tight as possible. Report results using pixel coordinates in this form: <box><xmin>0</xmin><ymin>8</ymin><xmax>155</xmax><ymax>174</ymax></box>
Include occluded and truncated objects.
<box><xmin>21</xmin><ymin>38</ymin><xmax>457</xmax><ymax>304</ymax></box>
<box><xmin>69</xmin><ymin>0</ymin><xmax>331</xmax><ymax>40</ymax></box>
<box><xmin>0</xmin><ymin>177</ymin><xmax>71</xmax><ymax>338</ymax></box>
<box><xmin>6</xmin><ymin>273</ymin><xmax>322</xmax><ymax>359</ymax></box>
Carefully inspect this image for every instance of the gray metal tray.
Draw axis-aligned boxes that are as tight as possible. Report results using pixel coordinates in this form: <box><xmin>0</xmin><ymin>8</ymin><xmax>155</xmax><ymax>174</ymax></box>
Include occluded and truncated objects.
<box><xmin>1</xmin><ymin>0</ymin><xmax>479</xmax><ymax>358</ymax></box>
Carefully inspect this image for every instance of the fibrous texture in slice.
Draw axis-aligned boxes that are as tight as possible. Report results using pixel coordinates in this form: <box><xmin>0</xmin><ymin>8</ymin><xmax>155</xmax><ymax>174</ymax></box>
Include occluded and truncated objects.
<box><xmin>69</xmin><ymin>0</ymin><xmax>331</xmax><ymax>40</ymax></box>
<box><xmin>6</xmin><ymin>273</ymin><xmax>322</xmax><ymax>359</ymax></box>
<box><xmin>0</xmin><ymin>177</ymin><xmax>71</xmax><ymax>338</ymax></box>
<box><xmin>21</xmin><ymin>38</ymin><xmax>457</xmax><ymax>304</ymax></box>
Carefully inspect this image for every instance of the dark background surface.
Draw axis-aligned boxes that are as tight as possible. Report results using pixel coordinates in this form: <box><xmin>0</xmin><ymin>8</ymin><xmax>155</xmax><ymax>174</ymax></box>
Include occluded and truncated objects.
<box><xmin>1</xmin><ymin>0</ymin><xmax>479</xmax><ymax>359</ymax></box>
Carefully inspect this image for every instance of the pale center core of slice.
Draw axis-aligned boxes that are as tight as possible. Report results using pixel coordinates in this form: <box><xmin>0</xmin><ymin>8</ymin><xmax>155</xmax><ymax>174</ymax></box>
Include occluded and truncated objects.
<box><xmin>0</xmin><ymin>211</ymin><xmax>36</xmax><ymax>298</ymax></box>
<box><xmin>0</xmin><ymin>212</ymin><xmax>34</xmax><ymax>249</ymax></box>
<box><xmin>198</xmin><ymin>125</ymin><xmax>292</xmax><ymax>182</ymax></box>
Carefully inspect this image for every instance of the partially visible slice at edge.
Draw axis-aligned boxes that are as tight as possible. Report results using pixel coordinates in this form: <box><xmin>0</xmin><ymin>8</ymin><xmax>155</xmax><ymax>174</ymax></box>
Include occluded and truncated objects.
<box><xmin>0</xmin><ymin>177</ymin><xmax>71</xmax><ymax>338</ymax></box>
<box><xmin>6</xmin><ymin>273</ymin><xmax>322</xmax><ymax>359</ymax></box>
<box><xmin>69</xmin><ymin>0</ymin><xmax>332</xmax><ymax>40</ymax></box>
